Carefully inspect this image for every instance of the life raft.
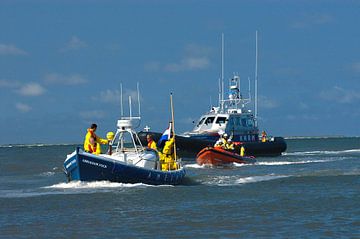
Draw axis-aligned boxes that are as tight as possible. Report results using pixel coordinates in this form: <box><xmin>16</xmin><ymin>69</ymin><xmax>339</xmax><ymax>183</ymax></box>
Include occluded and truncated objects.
<box><xmin>196</xmin><ymin>146</ymin><xmax>256</xmax><ymax>166</ymax></box>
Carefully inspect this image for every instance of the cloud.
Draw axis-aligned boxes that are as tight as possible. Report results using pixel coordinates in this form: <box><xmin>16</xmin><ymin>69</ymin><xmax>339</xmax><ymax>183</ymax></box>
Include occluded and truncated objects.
<box><xmin>95</xmin><ymin>88</ymin><xmax>141</xmax><ymax>104</ymax></box>
<box><xmin>320</xmin><ymin>86</ymin><xmax>360</xmax><ymax>104</ymax></box>
<box><xmin>44</xmin><ymin>73</ymin><xmax>87</xmax><ymax>85</ymax></box>
<box><xmin>258</xmin><ymin>95</ymin><xmax>279</xmax><ymax>109</ymax></box>
<box><xmin>350</xmin><ymin>62</ymin><xmax>360</xmax><ymax>73</ymax></box>
<box><xmin>16</xmin><ymin>83</ymin><xmax>46</xmax><ymax>96</ymax></box>
<box><xmin>0</xmin><ymin>43</ymin><xmax>27</xmax><ymax>55</ymax></box>
<box><xmin>164</xmin><ymin>57</ymin><xmax>210</xmax><ymax>72</ymax></box>
<box><xmin>15</xmin><ymin>102</ymin><xmax>32</xmax><ymax>112</ymax></box>
<box><xmin>79</xmin><ymin>110</ymin><xmax>106</xmax><ymax>120</ymax></box>
<box><xmin>0</xmin><ymin>79</ymin><xmax>20</xmax><ymax>88</ymax></box>
<box><xmin>61</xmin><ymin>36</ymin><xmax>87</xmax><ymax>51</ymax></box>
<box><xmin>145</xmin><ymin>44</ymin><xmax>212</xmax><ymax>73</ymax></box>
<box><xmin>291</xmin><ymin>13</ymin><xmax>334</xmax><ymax>29</ymax></box>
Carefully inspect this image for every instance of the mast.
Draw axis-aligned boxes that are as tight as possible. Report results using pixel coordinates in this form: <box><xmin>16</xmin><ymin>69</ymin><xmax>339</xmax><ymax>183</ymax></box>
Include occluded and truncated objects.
<box><xmin>221</xmin><ymin>33</ymin><xmax>225</xmax><ymax>111</ymax></box>
<box><xmin>255</xmin><ymin>30</ymin><xmax>258</xmax><ymax>126</ymax></box>
<box><xmin>120</xmin><ymin>83</ymin><xmax>123</xmax><ymax>117</ymax></box>
<box><xmin>137</xmin><ymin>82</ymin><xmax>141</xmax><ymax>117</ymax></box>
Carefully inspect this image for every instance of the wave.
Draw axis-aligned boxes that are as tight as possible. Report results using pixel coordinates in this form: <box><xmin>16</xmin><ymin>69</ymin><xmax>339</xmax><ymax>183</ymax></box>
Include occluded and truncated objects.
<box><xmin>284</xmin><ymin>149</ymin><xmax>360</xmax><ymax>156</ymax></box>
<box><xmin>0</xmin><ymin>143</ymin><xmax>77</xmax><ymax>148</ymax></box>
<box><xmin>44</xmin><ymin>180</ymin><xmax>173</xmax><ymax>189</ymax></box>
<box><xmin>205</xmin><ymin>174</ymin><xmax>290</xmax><ymax>186</ymax></box>
<box><xmin>255</xmin><ymin>158</ymin><xmax>341</xmax><ymax>166</ymax></box>
<box><xmin>184</xmin><ymin>163</ymin><xmax>207</xmax><ymax>169</ymax></box>
<box><xmin>0</xmin><ymin>181</ymin><xmax>172</xmax><ymax>198</ymax></box>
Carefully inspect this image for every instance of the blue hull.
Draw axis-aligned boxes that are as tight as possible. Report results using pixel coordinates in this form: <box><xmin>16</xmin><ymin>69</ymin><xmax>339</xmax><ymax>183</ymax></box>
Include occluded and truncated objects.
<box><xmin>63</xmin><ymin>148</ymin><xmax>186</xmax><ymax>185</ymax></box>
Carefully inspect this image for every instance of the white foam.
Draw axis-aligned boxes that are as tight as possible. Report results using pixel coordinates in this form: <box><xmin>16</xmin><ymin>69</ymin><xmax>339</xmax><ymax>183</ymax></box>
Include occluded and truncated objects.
<box><xmin>235</xmin><ymin>175</ymin><xmax>289</xmax><ymax>184</ymax></box>
<box><xmin>44</xmin><ymin>180</ymin><xmax>172</xmax><ymax>189</ymax></box>
<box><xmin>206</xmin><ymin>174</ymin><xmax>290</xmax><ymax>186</ymax></box>
<box><xmin>184</xmin><ymin>163</ymin><xmax>206</xmax><ymax>169</ymax></box>
<box><xmin>38</xmin><ymin>172</ymin><xmax>56</xmax><ymax>177</ymax></box>
<box><xmin>255</xmin><ymin>159</ymin><xmax>340</xmax><ymax>166</ymax></box>
<box><xmin>284</xmin><ymin>149</ymin><xmax>360</xmax><ymax>156</ymax></box>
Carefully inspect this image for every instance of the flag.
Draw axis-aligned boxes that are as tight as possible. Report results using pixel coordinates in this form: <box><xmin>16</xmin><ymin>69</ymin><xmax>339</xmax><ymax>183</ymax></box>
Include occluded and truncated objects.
<box><xmin>157</xmin><ymin>122</ymin><xmax>172</xmax><ymax>149</ymax></box>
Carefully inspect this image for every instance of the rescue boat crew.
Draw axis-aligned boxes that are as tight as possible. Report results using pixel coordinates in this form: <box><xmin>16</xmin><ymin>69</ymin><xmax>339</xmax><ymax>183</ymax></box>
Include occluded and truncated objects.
<box><xmin>215</xmin><ymin>133</ymin><xmax>234</xmax><ymax>150</ymax></box>
<box><xmin>87</xmin><ymin>136</ymin><xmax>101</xmax><ymax>155</ymax></box>
<box><xmin>83</xmin><ymin>123</ymin><xmax>108</xmax><ymax>152</ymax></box>
<box><xmin>159</xmin><ymin>137</ymin><xmax>177</xmax><ymax>171</ymax></box>
<box><xmin>261</xmin><ymin>131</ymin><xmax>267</xmax><ymax>142</ymax></box>
<box><xmin>146</xmin><ymin>134</ymin><xmax>157</xmax><ymax>150</ymax></box>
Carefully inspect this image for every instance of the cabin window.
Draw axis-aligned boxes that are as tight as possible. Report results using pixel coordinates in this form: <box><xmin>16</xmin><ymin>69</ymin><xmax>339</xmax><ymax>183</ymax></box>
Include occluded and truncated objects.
<box><xmin>216</xmin><ymin>117</ymin><xmax>227</xmax><ymax>125</ymax></box>
<box><xmin>205</xmin><ymin>117</ymin><xmax>215</xmax><ymax>125</ymax></box>
<box><xmin>196</xmin><ymin>117</ymin><xmax>205</xmax><ymax>127</ymax></box>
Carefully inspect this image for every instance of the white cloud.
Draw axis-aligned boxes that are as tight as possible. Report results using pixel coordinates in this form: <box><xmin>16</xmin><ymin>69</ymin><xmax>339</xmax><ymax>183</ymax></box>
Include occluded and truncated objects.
<box><xmin>292</xmin><ymin>13</ymin><xmax>334</xmax><ymax>29</ymax></box>
<box><xmin>258</xmin><ymin>95</ymin><xmax>279</xmax><ymax>109</ymax></box>
<box><xmin>350</xmin><ymin>62</ymin><xmax>360</xmax><ymax>73</ymax></box>
<box><xmin>61</xmin><ymin>36</ymin><xmax>87</xmax><ymax>51</ymax></box>
<box><xmin>0</xmin><ymin>44</ymin><xmax>27</xmax><ymax>55</ymax></box>
<box><xmin>16</xmin><ymin>83</ymin><xmax>45</xmax><ymax>96</ymax></box>
<box><xmin>164</xmin><ymin>56</ymin><xmax>210</xmax><ymax>72</ymax></box>
<box><xmin>95</xmin><ymin>88</ymin><xmax>141</xmax><ymax>104</ymax></box>
<box><xmin>79</xmin><ymin>110</ymin><xmax>105</xmax><ymax>120</ymax></box>
<box><xmin>145</xmin><ymin>44</ymin><xmax>212</xmax><ymax>73</ymax></box>
<box><xmin>299</xmin><ymin>102</ymin><xmax>309</xmax><ymax>110</ymax></box>
<box><xmin>44</xmin><ymin>73</ymin><xmax>87</xmax><ymax>85</ymax></box>
<box><xmin>320</xmin><ymin>86</ymin><xmax>360</xmax><ymax>104</ymax></box>
<box><xmin>15</xmin><ymin>102</ymin><xmax>32</xmax><ymax>112</ymax></box>
<box><xmin>0</xmin><ymin>79</ymin><xmax>20</xmax><ymax>88</ymax></box>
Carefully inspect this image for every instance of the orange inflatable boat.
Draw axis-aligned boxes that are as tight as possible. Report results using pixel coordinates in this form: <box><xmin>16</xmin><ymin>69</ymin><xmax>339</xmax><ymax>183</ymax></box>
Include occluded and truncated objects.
<box><xmin>196</xmin><ymin>146</ymin><xmax>256</xmax><ymax>166</ymax></box>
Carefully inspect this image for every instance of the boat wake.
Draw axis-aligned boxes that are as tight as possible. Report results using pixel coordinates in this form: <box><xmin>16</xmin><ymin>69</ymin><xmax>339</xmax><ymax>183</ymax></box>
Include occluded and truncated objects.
<box><xmin>255</xmin><ymin>158</ymin><xmax>342</xmax><ymax>166</ymax></box>
<box><xmin>284</xmin><ymin>149</ymin><xmax>360</xmax><ymax>156</ymax></box>
<box><xmin>184</xmin><ymin>163</ymin><xmax>206</xmax><ymax>169</ymax></box>
<box><xmin>205</xmin><ymin>174</ymin><xmax>289</xmax><ymax>186</ymax></box>
<box><xmin>0</xmin><ymin>181</ymin><xmax>173</xmax><ymax>199</ymax></box>
<box><xmin>45</xmin><ymin>181</ymin><xmax>173</xmax><ymax>189</ymax></box>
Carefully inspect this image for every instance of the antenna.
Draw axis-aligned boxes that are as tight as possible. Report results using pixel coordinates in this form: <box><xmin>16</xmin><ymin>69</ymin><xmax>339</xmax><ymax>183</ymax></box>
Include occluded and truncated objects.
<box><xmin>248</xmin><ymin>76</ymin><xmax>251</xmax><ymax>101</ymax></box>
<box><xmin>137</xmin><ymin>82</ymin><xmax>141</xmax><ymax>117</ymax></box>
<box><xmin>120</xmin><ymin>83</ymin><xmax>123</xmax><ymax>117</ymax></box>
<box><xmin>255</xmin><ymin>30</ymin><xmax>258</xmax><ymax>125</ymax></box>
<box><xmin>129</xmin><ymin>96</ymin><xmax>132</xmax><ymax>118</ymax></box>
<box><xmin>221</xmin><ymin>33</ymin><xmax>225</xmax><ymax>106</ymax></box>
<box><xmin>218</xmin><ymin>77</ymin><xmax>221</xmax><ymax>107</ymax></box>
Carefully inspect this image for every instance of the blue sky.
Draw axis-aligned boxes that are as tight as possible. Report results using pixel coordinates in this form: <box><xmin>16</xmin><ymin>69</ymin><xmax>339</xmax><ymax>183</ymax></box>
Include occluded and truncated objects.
<box><xmin>1</xmin><ymin>0</ymin><xmax>360</xmax><ymax>144</ymax></box>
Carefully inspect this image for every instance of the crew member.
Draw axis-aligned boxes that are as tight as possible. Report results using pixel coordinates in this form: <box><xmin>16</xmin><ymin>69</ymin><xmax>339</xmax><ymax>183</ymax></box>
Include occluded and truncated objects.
<box><xmin>83</xmin><ymin>123</ymin><xmax>108</xmax><ymax>151</ymax></box>
<box><xmin>240</xmin><ymin>145</ymin><xmax>246</xmax><ymax>157</ymax></box>
<box><xmin>87</xmin><ymin>136</ymin><xmax>101</xmax><ymax>155</ymax></box>
<box><xmin>261</xmin><ymin>131</ymin><xmax>267</xmax><ymax>142</ymax></box>
<box><xmin>146</xmin><ymin>134</ymin><xmax>157</xmax><ymax>150</ymax></box>
<box><xmin>159</xmin><ymin>137</ymin><xmax>177</xmax><ymax>171</ymax></box>
<box><xmin>214</xmin><ymin>133</ymin><xmax>234</xmax><ymax>150</ymax></box>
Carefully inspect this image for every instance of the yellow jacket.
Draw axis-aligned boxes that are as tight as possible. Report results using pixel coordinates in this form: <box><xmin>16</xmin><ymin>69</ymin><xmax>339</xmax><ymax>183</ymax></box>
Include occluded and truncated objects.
<box><xmin>147</xmin><ymin>140</ymin><xmax>157</xmax><ymax>150</ymax></box>
<box><xmin>87</xmin><ymin>142</ymin><xmax>101</xmax><ymax>155</ymax></box>
<box><xmin>83</xmin><ymin>128</ymin><xmax>108</xmax><ymax>151</ymax></box>
<box><xmin>162</xmin><ymin>137</ymin><xmax>174</xmax><ymax>155</ymax></box>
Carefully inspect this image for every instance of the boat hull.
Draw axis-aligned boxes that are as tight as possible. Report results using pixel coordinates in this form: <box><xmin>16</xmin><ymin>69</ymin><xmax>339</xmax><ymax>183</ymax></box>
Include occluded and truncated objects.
<box><xmin>196</xmin><ymin>147</ymin><xmax>256</xmax><ymax>166</ymax></box>
<box><xmin>138</xmin><ymin>131</ymin><xmax>287</xmax><ymax>158</ymax></box>
<box><xmin>63</xmin><ymin>148</ymin><xmax>186</xmax><ymax>185</ymax></box>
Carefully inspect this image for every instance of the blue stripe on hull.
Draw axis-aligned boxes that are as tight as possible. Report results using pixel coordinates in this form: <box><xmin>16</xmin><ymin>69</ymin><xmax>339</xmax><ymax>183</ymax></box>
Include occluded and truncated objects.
<box><xmin>64</xmin><ymin>151</ymin><xmax>186</xmax><ymax>185</ymax></box>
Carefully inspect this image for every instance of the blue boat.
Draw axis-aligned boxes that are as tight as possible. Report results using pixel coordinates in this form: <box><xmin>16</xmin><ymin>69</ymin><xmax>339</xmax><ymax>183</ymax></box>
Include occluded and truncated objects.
<box><xmin>64</xmin><ymin>118</ymin><xmax>186</xmax><ymax>185</ymax></box>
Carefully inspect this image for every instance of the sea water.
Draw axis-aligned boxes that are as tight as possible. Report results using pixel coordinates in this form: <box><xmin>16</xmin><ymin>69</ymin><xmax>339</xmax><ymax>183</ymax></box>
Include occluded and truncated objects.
<box><xmin>0</xmin><ymin>138</ymin><xmax>359</xmax><ymax>238</ymax></box>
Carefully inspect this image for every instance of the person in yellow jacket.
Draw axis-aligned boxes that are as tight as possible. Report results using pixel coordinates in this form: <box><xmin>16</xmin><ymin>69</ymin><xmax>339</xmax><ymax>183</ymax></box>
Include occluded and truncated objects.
<box><xmin>146</xmin><ymin>134</ymin><xmax>157</xmax><ymax>150</ymax></box>
<box><xmin>159</xmin><ymin>137</ymin><xmax>177</xmax><ymax>171</ymax></box>
<box><xmin>214</xmin><ymin>133</ymin><xmax>234</xmax><ymax>151</ymax></box>
<box><xmin>87</xmin><ymin>136</ymin><xmax>101</xmax><ymax>155</ymax></box>
<box><xmin>83</xmin><ymin>123</ymin><xmax>108</xmax><ymax>153</ymax></box>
